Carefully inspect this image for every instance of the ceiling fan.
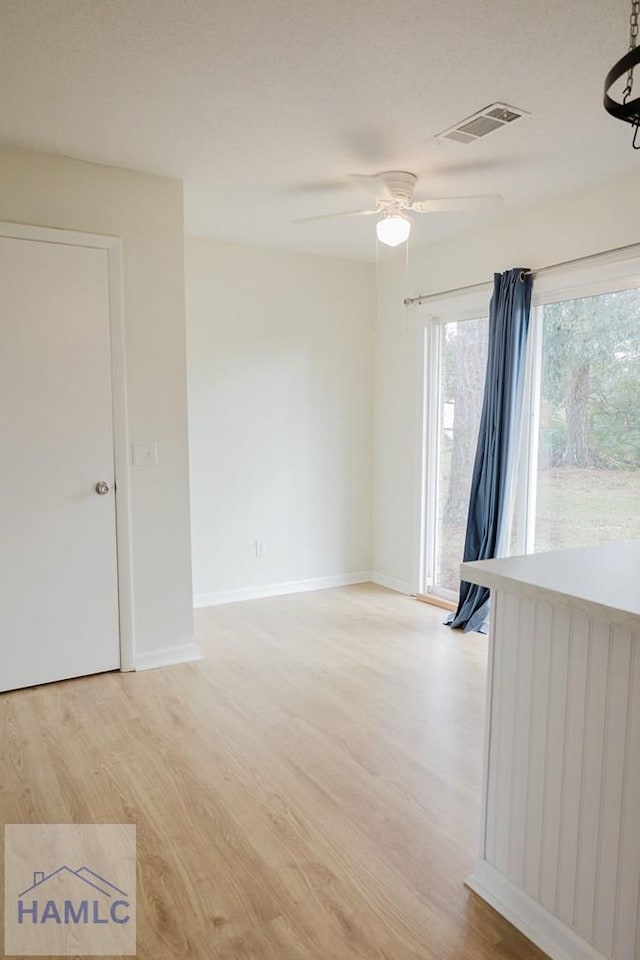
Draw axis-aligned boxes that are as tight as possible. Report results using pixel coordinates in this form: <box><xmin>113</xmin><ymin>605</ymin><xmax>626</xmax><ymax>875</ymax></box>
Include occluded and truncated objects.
<box><xmin>294</xmin><ymin>171</ymin><xmax>503</xmax><ymax>247</ymax></box>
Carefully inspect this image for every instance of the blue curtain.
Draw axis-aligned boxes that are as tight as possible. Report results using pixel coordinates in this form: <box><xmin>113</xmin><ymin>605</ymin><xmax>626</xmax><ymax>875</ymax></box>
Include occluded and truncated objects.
<box><xmin>447</xmin><ymin>268</ymin><xmax>532</xmax><ymax>633</ymax></box>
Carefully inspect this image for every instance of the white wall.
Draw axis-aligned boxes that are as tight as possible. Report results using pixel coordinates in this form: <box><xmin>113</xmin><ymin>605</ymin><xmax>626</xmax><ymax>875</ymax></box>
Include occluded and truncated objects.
<box><xmin>373</xmin><ymin>167</ymin><xmax>640</xmax><ymax>593</ymax></box>
<box><xmin>0</xmin><ymin>145</ymin><xmax>195</xmax><ymax>664</ymax></box>
<box><xmin>186</xmin><ymin>238</ymin><xmax>373</xmax><ymax>604</ymax></box>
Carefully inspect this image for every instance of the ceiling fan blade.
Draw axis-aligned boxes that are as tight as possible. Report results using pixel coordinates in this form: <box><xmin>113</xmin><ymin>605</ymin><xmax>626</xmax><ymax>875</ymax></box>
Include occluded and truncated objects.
<box><xmin>410</xmin><ymin>195</ymin><xmax>504</xmax><ymax>213</ymax></box>
<box><xmin>349</xmin><ymin>174</ymin><xmax>394</xmax><ymax>202</ymax></box>
<box><xmin>290</xmin><ymin>178</ymin><xmax>353</xmax><ymax>195</ymax></box>
<box><xmin>293</xmin><ymin>208</ymin><xmax>377</xmax><ymax>223</ymax></box>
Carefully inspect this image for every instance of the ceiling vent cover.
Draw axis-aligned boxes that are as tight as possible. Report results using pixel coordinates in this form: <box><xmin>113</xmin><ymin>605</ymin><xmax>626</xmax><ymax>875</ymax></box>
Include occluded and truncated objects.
<box><xmin>435</xmin><ymin>103</ymin><xmax>530</xmax><ymax>144</ymax></box>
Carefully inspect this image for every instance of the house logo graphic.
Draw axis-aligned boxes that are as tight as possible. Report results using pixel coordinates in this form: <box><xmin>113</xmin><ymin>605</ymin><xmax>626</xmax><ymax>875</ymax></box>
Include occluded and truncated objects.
<box><xmin>17</xmin><ymin>865</ymin><xmax>131</xmax><ymax>926</ymax></box>
<box><xmin>5</xmin><ymin>823</ymin><xmax>136</xmax><ymax>956</ymax></box>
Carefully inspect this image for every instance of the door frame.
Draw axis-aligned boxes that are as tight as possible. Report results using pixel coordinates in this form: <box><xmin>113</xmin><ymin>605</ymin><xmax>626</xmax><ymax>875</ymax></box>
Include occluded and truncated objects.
<box><xmin>0</xmin><ymin>221</ymin><xmax>135</xmax><ymax>671</ymax></box>
<box><xmin>413</xmin><ymin>286</ymin><xmax>492</xmax><ymax>601</ymax></box>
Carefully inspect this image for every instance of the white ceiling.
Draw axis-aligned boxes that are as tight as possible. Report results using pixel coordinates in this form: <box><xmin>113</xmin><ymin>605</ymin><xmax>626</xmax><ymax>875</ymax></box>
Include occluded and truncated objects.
<box><xmin>0</xmin><ymin>0</ymin><xmax>637</xmax><ymax>260</ymax></box>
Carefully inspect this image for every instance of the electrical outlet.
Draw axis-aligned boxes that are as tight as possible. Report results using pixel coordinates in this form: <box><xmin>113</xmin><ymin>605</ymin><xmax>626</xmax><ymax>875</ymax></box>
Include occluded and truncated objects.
<box><xmin>254</xmin><ymin>539</ymin><xmax>266</xmax><ymax>558</ymax></box>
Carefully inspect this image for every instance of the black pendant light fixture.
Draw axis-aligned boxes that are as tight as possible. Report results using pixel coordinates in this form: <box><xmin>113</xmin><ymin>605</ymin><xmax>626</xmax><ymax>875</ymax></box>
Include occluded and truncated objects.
<box><xmin>604</xmin><ymin>1</ymin><xmax>640</xmax><ymax>147</ymax></box>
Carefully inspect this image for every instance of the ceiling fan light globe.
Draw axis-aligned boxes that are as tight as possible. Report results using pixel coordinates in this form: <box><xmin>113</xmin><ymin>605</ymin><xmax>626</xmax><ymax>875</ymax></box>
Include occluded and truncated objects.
<box><xmin>376</xmin><ymin>214</ymin><xmax>411</xmax><ymax>247</ymax></box>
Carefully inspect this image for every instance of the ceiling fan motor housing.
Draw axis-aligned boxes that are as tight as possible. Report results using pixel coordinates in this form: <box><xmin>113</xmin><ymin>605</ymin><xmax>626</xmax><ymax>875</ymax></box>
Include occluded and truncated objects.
<box><xmin>378</xmin><ymin>171</ymin><xmax>417</xmax><ymax>205</ymax></box>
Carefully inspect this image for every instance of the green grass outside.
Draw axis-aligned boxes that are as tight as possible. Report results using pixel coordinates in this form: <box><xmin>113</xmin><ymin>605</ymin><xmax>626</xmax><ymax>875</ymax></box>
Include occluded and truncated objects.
<box><xmin>535</xmin><ymin>466</ymin><xmax>640</xmax><ymax>552</ymax></box>
<box><xmin>438</xmin><ymin>467</ymin><xmax>640</xmax><ymax>593</ymax></box>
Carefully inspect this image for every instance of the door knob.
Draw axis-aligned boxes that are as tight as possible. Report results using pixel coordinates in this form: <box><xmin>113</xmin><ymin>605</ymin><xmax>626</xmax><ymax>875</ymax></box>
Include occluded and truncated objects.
<box><xmin>95</xmin><ymin>481</ymin><xmax>111</xmax><ymax>496</ymax></box>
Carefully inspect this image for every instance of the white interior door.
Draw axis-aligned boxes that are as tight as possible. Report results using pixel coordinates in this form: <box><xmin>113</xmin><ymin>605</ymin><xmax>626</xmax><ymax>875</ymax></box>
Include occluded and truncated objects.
<box><xmin>0</xmin><ymin>235</ymin><xmax>120</xmax><ymax>691</ymax></box>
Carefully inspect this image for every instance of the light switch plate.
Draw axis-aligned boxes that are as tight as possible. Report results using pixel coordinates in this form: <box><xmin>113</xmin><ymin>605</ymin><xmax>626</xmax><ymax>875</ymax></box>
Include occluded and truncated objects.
<box><xmin>132</xmin><ymin>441</ymin><xmax>158</xmax><ymax>466</ymax></box>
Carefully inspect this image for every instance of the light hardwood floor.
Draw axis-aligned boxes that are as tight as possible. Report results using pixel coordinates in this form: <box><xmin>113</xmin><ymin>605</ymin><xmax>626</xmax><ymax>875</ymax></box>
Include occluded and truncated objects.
<box><xmin>1</xmin><ymin>584</ymin><xmax>547</xmax><ymax>959</ymax></box>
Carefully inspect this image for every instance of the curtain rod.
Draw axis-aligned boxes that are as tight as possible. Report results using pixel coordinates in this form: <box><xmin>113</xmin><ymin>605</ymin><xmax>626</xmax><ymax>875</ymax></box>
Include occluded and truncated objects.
<box><xmin>402</xmin><ymin>240</ymin><xmax>640</xmax><ymax>307</ymax></box>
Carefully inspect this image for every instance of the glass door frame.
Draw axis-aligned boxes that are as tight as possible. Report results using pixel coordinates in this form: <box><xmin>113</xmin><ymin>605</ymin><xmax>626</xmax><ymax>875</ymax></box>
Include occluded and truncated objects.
<box><xmin>416</xmin><ymin>286</ymin><xmax>492</xmax><ymax>602</ymax></box>
<box><xmin>419</xmin><ymin>321</ymin><xmax>446</xmax><ymax>599</ymax></box>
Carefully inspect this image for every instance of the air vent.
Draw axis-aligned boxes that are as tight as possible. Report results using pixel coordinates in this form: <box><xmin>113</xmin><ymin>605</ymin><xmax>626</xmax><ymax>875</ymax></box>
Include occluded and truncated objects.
<box><xmin>435</xmin><ymin>102</ymin><xmax>530</xmax><ymax>144</ymax></box>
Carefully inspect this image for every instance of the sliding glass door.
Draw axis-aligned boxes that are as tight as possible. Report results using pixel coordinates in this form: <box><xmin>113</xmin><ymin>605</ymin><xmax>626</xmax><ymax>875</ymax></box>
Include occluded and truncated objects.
<box><xmin>419</xmin><ymin>266</ymin><xmax>640</xmax><ymax>604</ymax></box>
<box><xmin>421</xmin><ymin>315</ymin><xmax>489</xmax><ymax>600</ymax></box>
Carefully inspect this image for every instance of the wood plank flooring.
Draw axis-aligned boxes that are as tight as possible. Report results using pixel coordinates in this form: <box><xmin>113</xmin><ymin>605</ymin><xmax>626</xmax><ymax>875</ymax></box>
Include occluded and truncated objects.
<box><xmin>1</xmin><ymin>584</ymin><xmax>548</xmax><ymax>958</ymax></box>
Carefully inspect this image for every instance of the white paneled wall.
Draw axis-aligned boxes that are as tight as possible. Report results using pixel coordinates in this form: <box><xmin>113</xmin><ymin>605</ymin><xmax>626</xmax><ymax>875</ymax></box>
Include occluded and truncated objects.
<box><xmin>475</xmin><ymin>590</ymin><xmax>640</xmax><ymax>960</ymax></box>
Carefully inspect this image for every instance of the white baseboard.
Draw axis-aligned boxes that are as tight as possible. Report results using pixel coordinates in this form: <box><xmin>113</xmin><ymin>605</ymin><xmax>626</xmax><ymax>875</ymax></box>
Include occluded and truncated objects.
<box><xmin>135</xmin><ymin>641</ymin><xmax>202</xmax><ymax>671</ymax></box>
<box><xmin>370</xmin><ymin>571</ymin><xmax>414</xmax><ymax>595</ymax></box>
<box><xmin>193</xmin><ymin>571</ymin><xmax>375</xmax><ymax>608</ymax></box>
<box><xmin>465</xmin><ymin>859</ymin><xmax>607</xmax><ymax>960</ymax></box>
<box><xmin>194</xmin><ymin>571</ymin><xmax>372</xmax><ymax>608</ymax></box>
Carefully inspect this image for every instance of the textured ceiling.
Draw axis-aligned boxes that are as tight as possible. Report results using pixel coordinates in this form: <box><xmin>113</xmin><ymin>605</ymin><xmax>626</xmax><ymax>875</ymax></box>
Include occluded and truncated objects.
<box><xmin>0</xmin><ymin>0</ymin><xmax>637</xmax><ymax>259</ymax></box>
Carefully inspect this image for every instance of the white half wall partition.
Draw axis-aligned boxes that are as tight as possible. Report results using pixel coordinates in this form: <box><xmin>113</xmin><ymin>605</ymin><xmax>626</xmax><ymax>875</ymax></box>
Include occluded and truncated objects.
<box><xmin>463</xmin><ymin>541</ymin><xmax>640</xmax><ymax>960</ymax></box>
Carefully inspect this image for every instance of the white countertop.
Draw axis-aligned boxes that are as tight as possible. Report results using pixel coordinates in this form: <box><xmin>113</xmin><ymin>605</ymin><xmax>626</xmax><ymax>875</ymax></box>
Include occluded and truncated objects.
<box><xmin>461</xmin><ymin>540</ymin><xmax>640</xmax><ymax>628</ymax></box>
